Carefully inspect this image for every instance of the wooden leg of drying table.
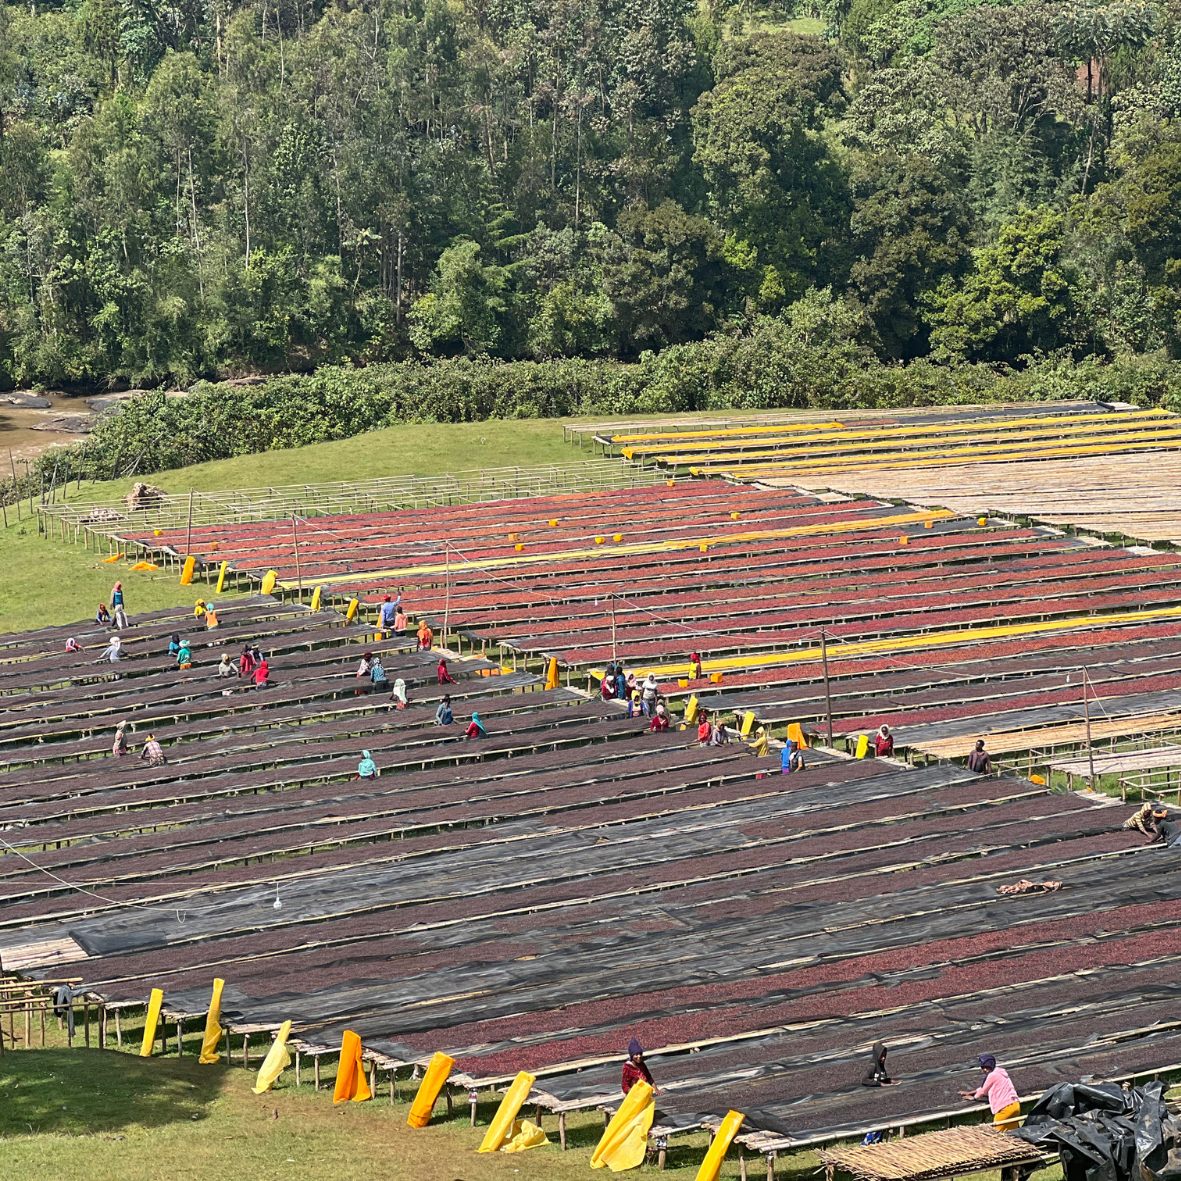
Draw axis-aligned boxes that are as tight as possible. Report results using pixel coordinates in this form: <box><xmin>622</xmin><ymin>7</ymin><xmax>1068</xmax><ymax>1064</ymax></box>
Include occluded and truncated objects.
<box><xmin>314</xmin><ymin>1056</ymin><xmax>321</xmax><ymax>1091</ymax></box>
<box><xmin>739</xmin><ymin>1149</ymin><xmax>747</xmax><ymax>1181</ymax></box>
<box><xmin>470</xmin><ymin>1090</ymin><xmax>479</xmax><ymax>1127</ymax></box>
<box><xmin>767</xmin><ymin>1151</ymin><xmax>776</xmax><ymax>1181</ymax></box>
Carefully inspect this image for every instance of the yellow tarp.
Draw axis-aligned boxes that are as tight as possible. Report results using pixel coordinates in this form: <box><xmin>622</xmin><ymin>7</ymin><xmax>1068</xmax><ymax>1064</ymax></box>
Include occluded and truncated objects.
<box><xmin>180</xmin><ymin>556</ymin><xmax>195</xmax><ymax>585</ymax></box>
<box><xmin>407</xmin><ymin>1051</ymin><xmax>455</xmax><ymax>1128</ymax></box>
<box><xmin>612</xmin><ymin>408</ymin><xmax>1165</xmax><ymax>448</ymax></box>
<box><xmin>544</xmin><ymin>658</ymin><xmax>559</xmax><ymax>691</ymax></box>
<box><xmin>695</xmin><ymin>427</ymin><xmax>1181</xmax><ymax>479</ymax></box>
<box><xmin>260</xmin><ymin>570</ymin><xmax>278</xmax><ymax>595</ymax></box>
<box><xmin>629</xmin><ymin>409</ymin><xmax>1171</xmax><ymax>459</ymax></box>
<box><xmin>215</xmin><ymin>561</ymin><xmax>229</xmax><ymax>593</ymax></box>
<box><xmin>198</xmin><ymin>978</ymin><xmax>224</xmax><ymax>1064</ymax></box>
<box><xmin>139</xmin><ymin>988</ymin><xmax>163</xmax><ymax>1057</ymax></box>
<box><xmin>499</xmin><ymin>1119</ymin><xmax>550</xmax><ymax>1152</ymax></box>
<box><xmin>478</xmin><ymin>1071</ymin><xmax>537</xmax><ymax>1152</ymax></box>
<box><xmin>252</xmin><ymin>1020</ymin><xmax>292</xmax><ymax>1094</ymax></box>
<box><xmin>310</xmin><ymin>586</ymin><xmax>322</xmax><ymax>611</ymax></box>
<box><xmin>694</xmin><ymin>1110</ymin><xmax>745</xmax><ymax>1181</ymax></box>
<box><xmin>333</xmin><ymin>1030</ymin><xmax>372</xmax><ymax>1104</ymax></box>
<box><xmin>591</xmin><ymin>1082</ymin><xmax>655</xmax><ymax>1172</ymax></box>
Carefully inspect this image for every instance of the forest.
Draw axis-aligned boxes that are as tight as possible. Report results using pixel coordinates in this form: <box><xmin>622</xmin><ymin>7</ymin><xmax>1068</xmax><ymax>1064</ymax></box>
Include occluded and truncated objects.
<box><xmin>1</xmin><ymin>0</ymin><xmax>1180</xmax><ymax>389</ymax></box>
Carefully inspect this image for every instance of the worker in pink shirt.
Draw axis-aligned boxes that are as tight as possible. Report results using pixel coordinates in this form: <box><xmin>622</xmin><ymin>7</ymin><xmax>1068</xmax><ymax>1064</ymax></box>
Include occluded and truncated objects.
<box><xmin>960</xmin><ymin>1054</ymin><xmax>1020</xmax><ymax>1128</ymax></box>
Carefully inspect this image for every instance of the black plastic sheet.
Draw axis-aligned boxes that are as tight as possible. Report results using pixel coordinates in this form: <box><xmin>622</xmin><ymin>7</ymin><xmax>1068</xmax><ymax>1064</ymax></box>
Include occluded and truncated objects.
<box><xmin>1013</xmin><ymin>1081</ymin><xmax>1179</xmax><ymax>1181</ymax></box>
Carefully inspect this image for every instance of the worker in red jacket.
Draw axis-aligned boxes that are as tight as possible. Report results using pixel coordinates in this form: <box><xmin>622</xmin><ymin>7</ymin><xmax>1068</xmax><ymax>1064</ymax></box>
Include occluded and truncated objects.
<box><xmin>438</xmin><ymin>657</ymin><xmax>458</xmax><ymax>685</ymax></box>
<box><xmin>621</xmin><ymin>1038</ymin><xmax>658</xmax><ymax>1095</ymax></box>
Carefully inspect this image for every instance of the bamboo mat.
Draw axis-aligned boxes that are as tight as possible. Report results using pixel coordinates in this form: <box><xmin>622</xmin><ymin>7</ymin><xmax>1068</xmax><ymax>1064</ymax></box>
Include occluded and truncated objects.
<box><xmin>818</xmin><ymin>1124</ymin><xmax>1043</xmax><ymax>1181</ymax></box>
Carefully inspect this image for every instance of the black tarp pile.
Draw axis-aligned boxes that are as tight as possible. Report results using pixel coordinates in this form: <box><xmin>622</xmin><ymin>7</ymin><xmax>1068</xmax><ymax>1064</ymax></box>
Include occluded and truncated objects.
<box><xmin>1013</xmin><ymin>1081</ymin><xmax>1180</xmax><ymax>1181</ymax></box>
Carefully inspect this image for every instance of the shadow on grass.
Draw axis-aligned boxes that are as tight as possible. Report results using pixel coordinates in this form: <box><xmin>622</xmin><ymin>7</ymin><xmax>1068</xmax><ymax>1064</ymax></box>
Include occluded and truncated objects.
<box><xmin>0</xmin><ymin>1049</ymin><xmax>227</xmax><ymax>1138</ymax></box>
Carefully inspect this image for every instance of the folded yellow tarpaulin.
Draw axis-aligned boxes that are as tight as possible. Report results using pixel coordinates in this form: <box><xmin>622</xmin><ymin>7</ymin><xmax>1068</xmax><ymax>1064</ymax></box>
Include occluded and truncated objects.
<box><xmin>591</xmin><ymin>1081</ymin><xmax>654</xmax><ymax>1171</ymax></box>
<box><xmin>252</xmin><ymin>1020</ymin><xmax>292</xmax><ymax>1094</ymax></box>
<box><xmin>139</xmin><ymin>988</ymin><xmax>164</xmax><ymax>1058</ymax></box>
<box><xmin>407</xmin><ymin>1051</ymin><xmax>455</xmax><ymax>1128</ymax></box>
<box><xmin>333</xmin><ymin>1030</ymin><xmax>372</xmax><ymax>1104</ymax></box>
<box><xmin>478</xmin><ymin>1070</ymin><xmax>537</xmax><ymax>1152</ymax></box>
<box><xmin>544</xmin><ymin>658</ymin><xmax>559</xmax><ymax>691</ymax></box>
<box><xmin>198</xmin><ymin>978</ymin><xmax>224</xmax><ymax>1064</ymax></box>
<box><xmin>695</xmin><ymin>1110</ymin><xmax>745</xmax><ymax>1181</ymax></box>
<box><xmin>499</xmin><ymin>1119</ymin><xmax>549</xmax><ymax>1152</ymax></box>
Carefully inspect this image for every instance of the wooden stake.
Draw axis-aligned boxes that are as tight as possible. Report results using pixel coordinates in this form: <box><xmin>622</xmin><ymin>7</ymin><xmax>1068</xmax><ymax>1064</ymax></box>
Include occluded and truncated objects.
<box><xmin>295</xmin><ymin>1049</ymin><xmax>300</xmax><ymax>1086</ymax></box>
<box><xmin>114</xmin><ymin>1009</ymin><xmax>121</xmax><ymax>1048</ymax></box>
<box><xmin>559</xmin><ymin>1111</ymin><xmax>567</xmax><ymax>1150</ymax></box>
<box><xmin>177</xmin><ymin>1019</ymin><xmax>183</xmax><ymax>1056</ymax></box>
<box><xmin>84</xmin><ymin>1003</ymin><xmax>90</xmax><ymax>1048</ymax></box>
<box><xmin>314</xmin><ymin>1055</ymin><xmax>320</xmax><ymax>1090</ymax></box>
<box><xmin>99</xmin><ymin>1005</ymin><xmax>106</xmax><ymax>1050</ymax></box>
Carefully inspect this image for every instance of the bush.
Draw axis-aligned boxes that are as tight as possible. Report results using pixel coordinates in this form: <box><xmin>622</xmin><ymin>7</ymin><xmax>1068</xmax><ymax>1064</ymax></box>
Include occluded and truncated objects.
<box><xmin>10</xmin><ymin>326</ymin><xmax>1181</xmax><ymax>502</ymax></box>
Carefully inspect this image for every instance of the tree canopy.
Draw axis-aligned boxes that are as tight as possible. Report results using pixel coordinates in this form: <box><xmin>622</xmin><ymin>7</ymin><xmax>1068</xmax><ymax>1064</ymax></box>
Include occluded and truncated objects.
<box><xmin>3</xmin><ymin>0</ymin><xmax>1181</xmax><ymax>386</ymax></box>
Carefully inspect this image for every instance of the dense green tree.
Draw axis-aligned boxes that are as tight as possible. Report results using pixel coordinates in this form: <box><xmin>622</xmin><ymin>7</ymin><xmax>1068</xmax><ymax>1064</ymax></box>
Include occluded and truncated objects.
<box><xmin>925</xmin><ymin>205</ymin><xmax>1085</xmax><ymax>361</ymax></box>
<box><xmin>849</xmin><ymin>150</ymin><xmax>969</xmax><ymax>357</ymax></box>
<box><xmin>692</xmin><ymin>31</ymin><xmax>850</xmax><ymax>302</ymax></box>
<box><xmin>599</xmin><ymin>199</ymin><xmax>729</xmax><ymax>351</ymax></box>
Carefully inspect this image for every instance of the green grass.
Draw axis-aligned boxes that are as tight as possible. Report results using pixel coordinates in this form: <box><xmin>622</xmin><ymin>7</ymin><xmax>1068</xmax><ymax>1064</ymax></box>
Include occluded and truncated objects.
<box><xmin>0</xmin><ymin>1030</ymin><xmax>1075</xmax><ymax>1181</ymax></box>
<box><xmin>0</xmin><ymin>1029</ymin><xmax>812</xmax><ymax>1181</ymax></box>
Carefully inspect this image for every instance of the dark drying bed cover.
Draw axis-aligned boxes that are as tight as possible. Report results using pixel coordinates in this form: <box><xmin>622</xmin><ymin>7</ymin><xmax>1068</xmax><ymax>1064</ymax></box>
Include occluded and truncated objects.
<box><xmin>1014</xmin><ymin>1082</ymin><xmax>1179</xmax><ymax>1181</ymax></box>
<box><xmin>7</xmin><ymin>480</ymin><xmax>1181</xmax><ymax>1143</ymax></box>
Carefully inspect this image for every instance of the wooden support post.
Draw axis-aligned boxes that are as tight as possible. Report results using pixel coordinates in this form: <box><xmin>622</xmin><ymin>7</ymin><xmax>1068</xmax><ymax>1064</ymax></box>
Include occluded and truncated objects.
<box><xmin>369</xmin><ymin>1060</ymin><xmax>377</xmax><ymax>1095</ymax></box>
<box><xmin>740</xmin><ymin>1149</ymin><xmax>747</xmax><ymax>1181</ymax></box>
<box><xmin>657</xmin><ymin>1137</ymin><xmax>667</xmax><ymax>1170</ymax></box>
<box><xmin>43</xmin><ymin>1008</ymin><xmax>47</xmax><ymax>1048</ymax></box>
<box><xmin>294</xmin><ymin>1049</ymin><xmax>301</xmax><ymax>1086</ymax></box>
<box><xmin>99</xmin><ymin>1005</ymin><xmax>107</xmax><ymax>1050</ymax></box>
<box><xmin>391</xmin><ymin>1073</ymin><xmax>396</xmax><ymax>1106</ymax></box>
<box><xmin>243</xmin><ymin>1032</ymin><xmax>249</xmax><ymax>1067</ymax></box>
<box><xmin>314</xmin><ymin>1055</ymin><xmax>321</xmax><ymax>1091</ymax></box>
<box><xmin>1082</xmin><ymin>666</ymin><xmax>1096</xmax><ymax>792</ymax></box>
<box><xmin>177</xmin><ymin>1019</ymin><xmax>183</xmax><ymax>1057</ymax></box>
<box><xmin>558</xmin><ymin>1111</ymin><xmax>567</xmax><ymax>1150</ymax></box>
<box><xmin>534</xmin><ymin>1103</ymin><xmax>542</xmax><ymax>1128</ymax></box>
<box><xmin>114</xmin><ymin>1009</ymin><xmax>121</xmax><ymax>1048</ymax></box>
<box><xmin>821</xmin><ymin>628</ymin><xmax>834</xmax><ymax>747</ymax></box>
<box><xmin>445</xmin><ymin>1082</ymin><xmax>453</xmax><ymax>1118</ymax></box>
<box><xmin>26</xmin><ymin>1003</ymin><xmax>32</xmax><ymax>1051</ymax></box>
<box><xmin>291</xmin><ymin>514</ymin><xmax>303</xmax><ymax>599</ymax></box>
<box><xmin>67</xmin><ymin>1003</ymin><xmax>73</xmax><ymax>1048</ymax></box>
<box><xmin>767</xmin><ymin>1151</ymin><xmax>776</xmax><ymax>1181</ymax></box>
<box><xmin>470</xmin><ymin>1089</ymin><xmax>479</xmax><ymax>1126</ymax></box>
<box><xmin>84</xmin><ymin>1003</ymin><xmax>90</xmax><ymax>1049</ymax></box>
